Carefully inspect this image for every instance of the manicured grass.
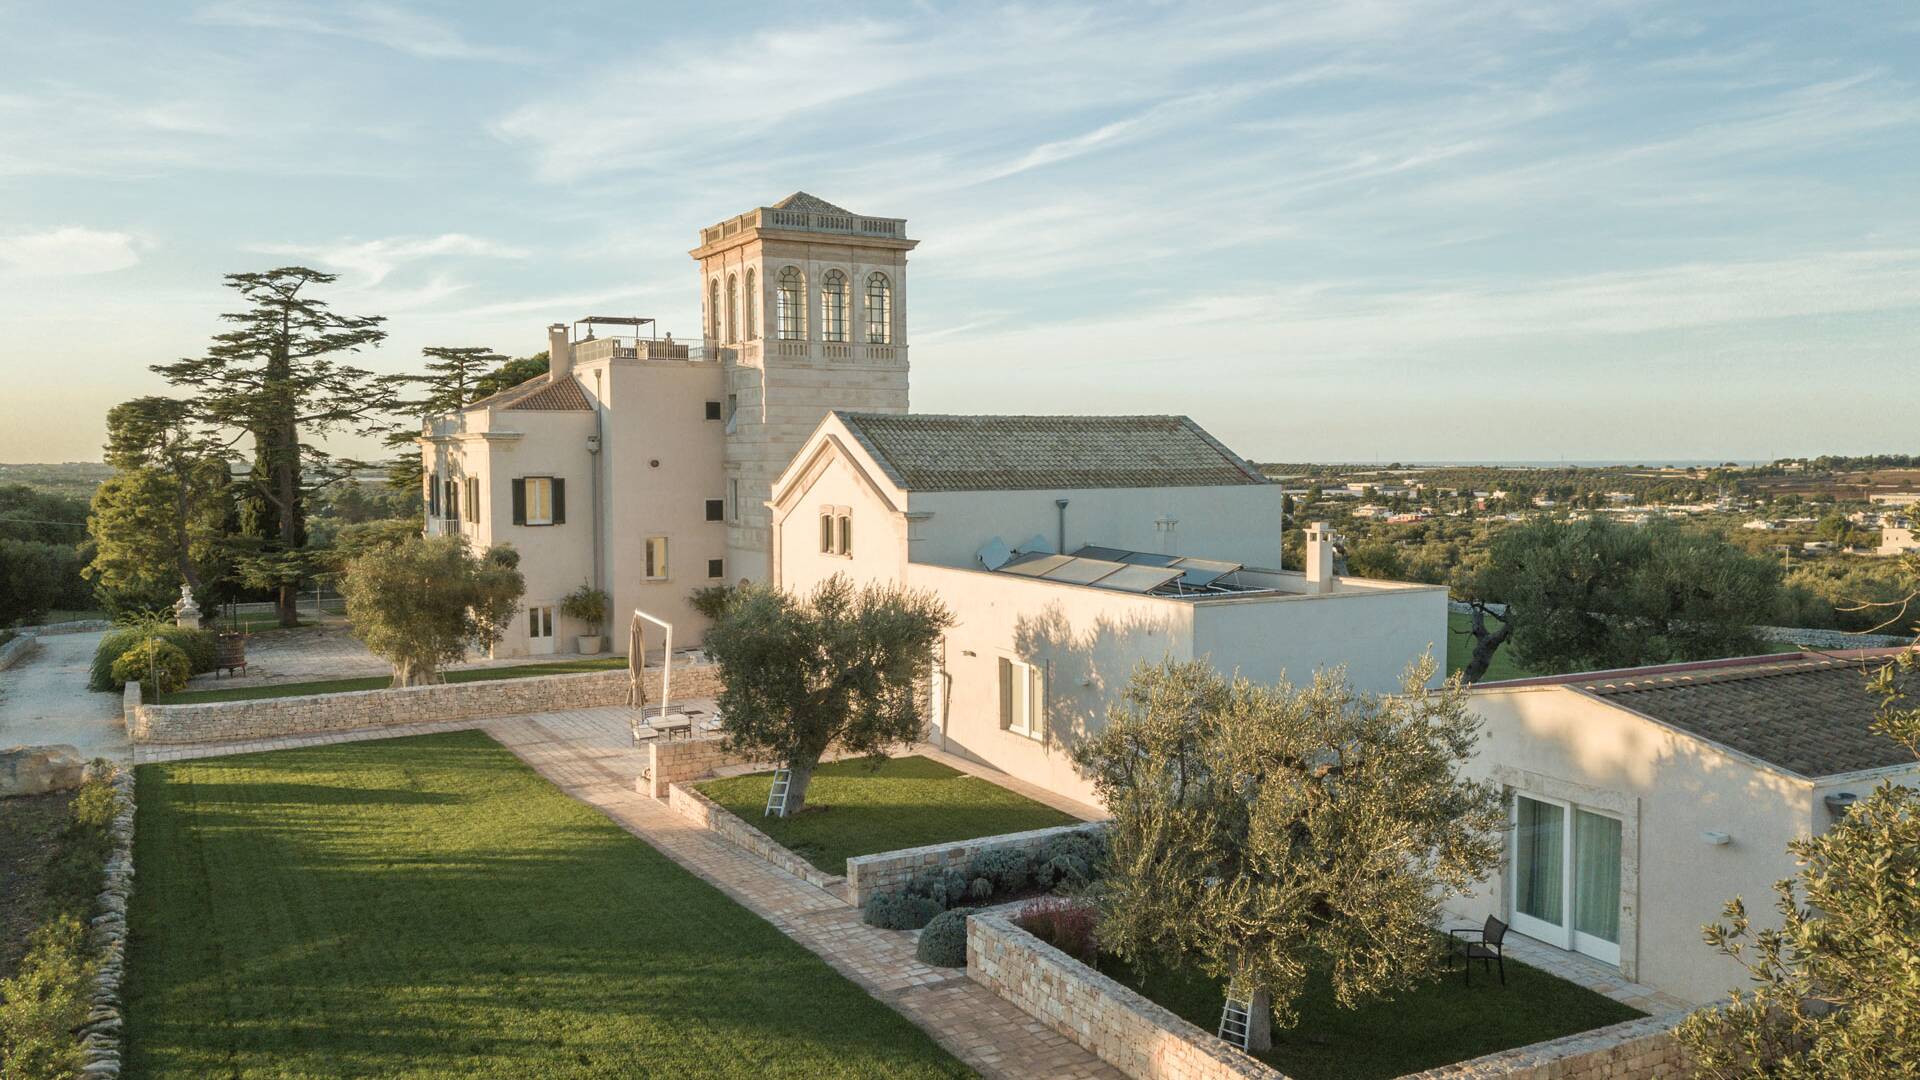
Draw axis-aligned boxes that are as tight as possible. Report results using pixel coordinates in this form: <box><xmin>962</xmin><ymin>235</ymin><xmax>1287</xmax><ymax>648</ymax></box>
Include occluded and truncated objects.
<box><xmin>697</xmin><ymin>756</ymin><xmax>1081</xmax><ymax>874</ymax></box>
<box><xmin>1102</xmin><ymin>948</ymin><xmax>1644</xmax><ymax>1080</ymax></box>
<box><xmin>124</xmin><ymin>731</ymin><xmax>974</xmax><ymax>1079</ymax></box>
<box><xmin>156</xmin><ymin>656</ymin><xmax>630</xmax><ymax>704</ymax></box>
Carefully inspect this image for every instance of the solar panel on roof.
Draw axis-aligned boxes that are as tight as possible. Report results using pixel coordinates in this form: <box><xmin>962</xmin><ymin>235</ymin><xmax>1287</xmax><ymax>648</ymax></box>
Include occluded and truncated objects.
<box><xmin>1073</xmin><ymin>545</ymin><xmax>1130</xmax><ymax>561</ymax></box>
<box><xmin>1000</xmin><ymin>553</ymin><xmax>1074</xmax><ymax>577</ymax></box>
<box><xmin>1118</xmin><ymin>551</ymin><xmax>1179</xmax><ymax>567</ymax></box>
<box><xmin>1098</xmin><ymin>565</ymin><xmax>1186</xmax><ymax>593</ymax></box>
<box><xmin>1044</xmin><ymin>557</ymin><xmax>1131</xmax><ymax>585</ymax></box>
<box><xmin>1169</xmin><ymin>557</ymin><xmax>1242</xmax><ymax>588</ymax></box>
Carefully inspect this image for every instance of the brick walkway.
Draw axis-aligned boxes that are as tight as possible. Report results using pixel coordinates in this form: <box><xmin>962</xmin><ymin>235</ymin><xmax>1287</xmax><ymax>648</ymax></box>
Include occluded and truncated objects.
<box><xmin>137</xmin><ymin>708</ymin><xmax>1122</xmax><ymax>1079</ymax></box>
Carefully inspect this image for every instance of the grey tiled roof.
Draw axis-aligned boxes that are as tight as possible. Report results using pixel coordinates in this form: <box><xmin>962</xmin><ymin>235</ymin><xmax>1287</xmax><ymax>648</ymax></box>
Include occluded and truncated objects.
<box><xmin>772</xmin><ymin>191</ymin><xmax>853</xmax><ymax>216</ymax></box>
<box><xmin>1579</xmin><ymin>655</ymin><xmax>1916</xmax><ymax>777</ymax></box>
<box><xmin>835</xmin><ymin>412</ymin><xmax>1269</xmax><ymax>492</ymax></box>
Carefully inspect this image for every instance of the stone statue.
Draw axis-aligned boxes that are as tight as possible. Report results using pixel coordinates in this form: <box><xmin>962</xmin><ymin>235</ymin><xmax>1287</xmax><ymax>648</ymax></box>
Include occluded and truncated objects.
<box><xmin>173</xmin><ymin>583</ymin><xmax>203</xmax><ymax>630</ymax></box>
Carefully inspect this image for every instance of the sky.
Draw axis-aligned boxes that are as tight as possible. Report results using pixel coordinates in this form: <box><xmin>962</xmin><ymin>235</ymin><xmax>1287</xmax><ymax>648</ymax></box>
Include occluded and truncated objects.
<box><xmin>0</xmin><ymin>1</ymin><xmax>1916</xmax><ymax>465</ymax></box>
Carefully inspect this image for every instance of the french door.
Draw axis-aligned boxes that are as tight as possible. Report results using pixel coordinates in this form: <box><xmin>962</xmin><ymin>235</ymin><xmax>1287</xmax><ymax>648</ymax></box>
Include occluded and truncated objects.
<box><xmin>1510</xmin><ymin>794</ymin><xmax>1622</xmax><ymax>965</ymax></box>
<box><xmin>527</xmin><ymin>604</ymin><xmax>556</xmax><ymax>655</ymax></box>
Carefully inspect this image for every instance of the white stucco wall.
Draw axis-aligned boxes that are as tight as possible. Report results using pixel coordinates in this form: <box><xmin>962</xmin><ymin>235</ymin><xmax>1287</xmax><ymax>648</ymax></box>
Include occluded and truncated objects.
<box><xmin>906</xmin><ymin>484</ymin><xmax>1285</xmax><ymax>569</ymax></box>
<box><xmin>1191</xmin><ymin>579</ymin><xmax>1448</xmax><ymax>695</ymax></box>
<box><xmin>1455</xmin><ymin>685</ymin><xmax>1823</xmax><ymax>1005</ymax></box>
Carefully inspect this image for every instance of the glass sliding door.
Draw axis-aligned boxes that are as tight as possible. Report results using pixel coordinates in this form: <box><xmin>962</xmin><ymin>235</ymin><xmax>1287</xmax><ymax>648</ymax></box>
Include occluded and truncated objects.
<box><xmin>1510</xmin><ymin>795</ymin><xmax>1622</xmax><ymax>965</ymax></box>
<box><xmin>1572</xmin><ymin>810</ymin><xmax>1623</xmax><ymax>964</ymax></box>
<box><xmin>1511</xmin><ymin>796</ymin><xmax>1566</xmax><ymax>941</ymax></box>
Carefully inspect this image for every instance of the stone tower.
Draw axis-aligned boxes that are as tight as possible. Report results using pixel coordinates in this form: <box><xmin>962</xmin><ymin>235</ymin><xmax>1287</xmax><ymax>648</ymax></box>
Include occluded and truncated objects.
<box><xmin>691</xmin><ymin>192</ymin><xmax>915</xmax><ymax>583</ymax></box>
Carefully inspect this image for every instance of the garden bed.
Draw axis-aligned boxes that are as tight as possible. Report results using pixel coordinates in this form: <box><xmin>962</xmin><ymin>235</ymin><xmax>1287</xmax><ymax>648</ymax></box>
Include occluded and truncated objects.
<box><xmin>693</xmin><ymin>755</ymin><xmax>1081</xmax><ymax>875</ymax></box>
<box><xmin>969</xmin><ymin>909</ymin><xmax>1675</xmax><ymax>1080</ymax></box>
<box><xmin>124</xmin><ymin>730</ymin><xmax>973</xmax><ymax>1079</ymax></box>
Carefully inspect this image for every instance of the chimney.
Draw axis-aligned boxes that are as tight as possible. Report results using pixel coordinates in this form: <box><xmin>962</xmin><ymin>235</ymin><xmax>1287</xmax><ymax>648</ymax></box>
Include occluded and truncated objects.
<box><xmin>1305</xmin><ymin>521</ymin><xmax>1335</xmax><ymax>594</ymax></box>
<box><xmin>547</xmin><ymin>323</ymin><xmax>572</xmax><ymax>380</ymax></box>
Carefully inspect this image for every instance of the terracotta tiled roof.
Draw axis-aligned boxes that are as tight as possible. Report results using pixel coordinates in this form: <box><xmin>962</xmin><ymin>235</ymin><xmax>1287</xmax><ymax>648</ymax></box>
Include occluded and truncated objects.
<box><xmin>1574</xmin><ymin>653</ymin><xmax>1917</xmax><ymax>778</ymax></box>
<box><xmin>460</xmin><ymin>373</ymin><xmax>592</xmax><ymax>413</ymax></box>
<box><xmin>834</xmin><ymin>412</ymin><xmax>1270</xmax><ymax>492</ymax></box>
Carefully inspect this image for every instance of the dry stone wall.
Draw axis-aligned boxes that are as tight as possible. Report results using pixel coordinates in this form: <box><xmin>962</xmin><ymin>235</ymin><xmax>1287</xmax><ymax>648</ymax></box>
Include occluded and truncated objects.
<box><xmin>846</xmin><ymin>822</ymin><xmax>1107</xmax><ymax>908</ymax></box>
<box><xmin>0</xmin><ymin>630</ymin><xmax>39</xmax><ymax>670</ymax></box>
<box><xmin>641</xmin><ymin>733</ymin><xmax>769</xmax><ymax>798</ymax></box>
<box><xmin>968</xmin><ymin>911</ymin><xmax>1694</xmax><ymax>1080</ymax></box>
<box><xmin>667</xmin><ymin>782</ymin><xmax>843</xmax><ymax>889</ymax></box>
<box><xmin>130</xmin><ymin>664</ymin><xmax>723</xmax><ymax>744</ymax></box>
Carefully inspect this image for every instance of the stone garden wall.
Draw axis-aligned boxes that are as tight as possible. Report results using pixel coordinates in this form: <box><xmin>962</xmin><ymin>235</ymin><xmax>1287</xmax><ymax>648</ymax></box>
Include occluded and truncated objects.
<box><xmin>968</xmin><ymin>911</ymin><xmax>1693</xmax><ymax>1080</ymax></box>
<box><xmin>0</xmin><ymin>630</ymin><xmax>39</xmax><ymax>671</ymax></box>
<box><xmin>968</xmin><ymin>911</ymin><xmax>1284</xmax><ymax>1080</ymax></box>
<box><xmin>667</xmin><ymin>782</ymin><xmax>843</xmax><ymax>889</ymax></box>
<box><xmin>846</xmin><ymin>822</ymin><xmax>1107</xmax><ymax>909</ymax></box>
<box><xmin>640</xmin><ymin>732</ymin><xmax>768</xmax><ymax>799</ymax></box>
<box><xmin>130</xmin><ymin>664</ymin><xmax>723</xmax><ymax>744</ymax></box>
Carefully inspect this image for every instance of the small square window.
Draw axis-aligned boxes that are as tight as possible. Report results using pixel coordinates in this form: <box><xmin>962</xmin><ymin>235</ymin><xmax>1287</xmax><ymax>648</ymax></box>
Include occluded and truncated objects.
<box><xmin>704</xmin><ymin>400</ymin><xmax>722</xmax><ymax>421</ymax></box>
<box><xmin>705</xmin><ymin>499</ymin><xmax>724</xmax><ymax>522</ymax></box>
<box><xmin>707</xmin><ymin>558</ymin><xmax>724</xmax><ymax>579</ymax></box>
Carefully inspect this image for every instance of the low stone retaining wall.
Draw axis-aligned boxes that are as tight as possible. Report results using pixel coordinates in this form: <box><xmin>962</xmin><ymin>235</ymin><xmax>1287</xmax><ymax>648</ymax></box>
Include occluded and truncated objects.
<box><xmin>80</xmin><ymin>762</ymin><xmax>136</xmax><ymax>1078</ymax></box>
<box><xmin>667</xmin><ymin>782</ymin><xmax>843</xmax><ymax>890</ymax></box>
<box><xmin>969</xmin><ymin>911</ymin><xmax>1282</xmax><ymax>1080</ymax></box>
<box><xmin>640</xmin><ymin>731</ymin><xmax>768</xmax><ymax>799</ymax></box>
<box><xmin>129</xmin><ymin>664</ymin><xmax>722</xmax><ymax>744</ymax></box>
<box><xmin>846</xmin><ymin>822</ymin><xmax>1107</xmax><ymax>909</ymax></box>
<box><xmin>14</xmin><ymin>618</ymin><xmax>111</xmax><ymax>636</ymax></box>
<box><xmin>0</xmin><ymin>630</ymin><xmax>39</xmax><ymax>671</ymax></box>
<box><xmin>968</xmin><ymin>911</ymin><xmax>1692</xmax><ymax>1080</ymax></box>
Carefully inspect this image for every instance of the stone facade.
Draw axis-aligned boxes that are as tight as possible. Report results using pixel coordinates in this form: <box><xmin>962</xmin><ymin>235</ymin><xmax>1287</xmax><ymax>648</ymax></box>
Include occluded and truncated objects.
<box><xmin>846</xmin><ymin>822</ymin><xmax>1107</xmax><ymax>909</ymax></box>
<box><xmin>667</xmin><ymin>781</ymin><xmax>843</xmax><ymax>890</ymax></box>
<box><xmin>968</xmin><ymin>911</ymin><xmax>1693</xmax><ymax>1080</ymax></box>
<box><xmin>130</xmin><ymin>664</ymin><xmax>723</xmax><ymax>744</ymax></box>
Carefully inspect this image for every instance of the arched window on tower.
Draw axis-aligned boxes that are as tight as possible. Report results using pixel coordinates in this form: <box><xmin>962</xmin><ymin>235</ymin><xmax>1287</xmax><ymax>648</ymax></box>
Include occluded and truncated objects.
<box><xmin>744</xmin><ymin>268</ymin><xmax>757</xmax><ymax>339</ymax></box>
<box><xmin>776</xmin><ymin>267</ymin><xmax>805</xmax><ymax>340</ymax></box>
<box><xmin>726</xmin><ymin>274</ymin><xmax>738</xmax><ymax>343</ymax></box>
<box><xmin>865</xmin><ymin>272</ymin><xmax>892</xmax><ymax>344</ymax></box>
<box><xmin>821</xmin><ymin>270</ymin><xmax>849</xmax><ymax>343</ymax></box>
<box><xmin>708</xmin><ymin>278</ymin><xmax>721</xmax><ymax>342</ymax></box>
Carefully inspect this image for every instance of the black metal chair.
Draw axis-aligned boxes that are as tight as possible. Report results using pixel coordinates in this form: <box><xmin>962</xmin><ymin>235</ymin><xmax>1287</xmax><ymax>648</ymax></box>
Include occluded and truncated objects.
<box><xmin>1447</xmin><ymin>915</ymin><xmax>1508</xmax><ymax>986</ymax></box>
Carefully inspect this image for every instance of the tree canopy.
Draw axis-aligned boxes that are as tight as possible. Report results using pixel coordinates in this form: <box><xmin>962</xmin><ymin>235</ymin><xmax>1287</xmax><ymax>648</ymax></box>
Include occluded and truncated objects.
<box><xmin>338</xmin><ymin>536</ymin><xmax>523</xmax><ymax>687</ymax></box>
<box><xmin>1075</xmin><ymin>657</ymin><xmax>1502</xmax><ymax>1048</ymax></box>
<box><xmin>702</xmin><ymin>575</ymin><xmax>954</xmax><ymax>815</ymax></box>
<box><xmin>1457</xmin><ymin>518</ymin><xmax>1782</xmax><ymax>682</ymax></box>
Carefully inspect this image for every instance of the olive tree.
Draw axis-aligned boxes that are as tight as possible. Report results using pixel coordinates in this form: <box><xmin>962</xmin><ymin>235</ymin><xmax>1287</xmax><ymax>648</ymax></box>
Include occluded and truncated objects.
<box><xmin>339</xmin><ymin>536</ymin><xmax>523</xmax><ymax>687</ymax></box>
<box><xmin>703</xmin><ymin>574</ymin><xmax>953</xmax><ymax>816</ymax></box>
<box><xmin>1075</xmin><ymin>656</ymin><xmax>1503</xmax><ymax>1050</ymax></box>
<box><xmin>1678</xmin><ymin>562</ymin><xmax>1920</xmax><ymax>1078</ymax></box>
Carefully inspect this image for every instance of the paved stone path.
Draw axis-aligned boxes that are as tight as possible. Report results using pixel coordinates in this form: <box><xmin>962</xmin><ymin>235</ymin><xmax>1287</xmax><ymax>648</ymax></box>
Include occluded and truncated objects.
<box><xmin>136</xmin><ymin>707</ymin><xmax>1124</xmax><ymax>1078</ymax></box>
<box><xmin>0</xmin><ymin>631</ymin><xmax>129</xmax><ymax>761</ymax></box>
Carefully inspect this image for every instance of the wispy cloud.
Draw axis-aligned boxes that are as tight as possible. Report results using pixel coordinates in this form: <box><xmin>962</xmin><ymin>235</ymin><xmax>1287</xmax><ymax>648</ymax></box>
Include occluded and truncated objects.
<box><xmin>193</xmin><ymin>1</ymin><xmax>528</xmax><ymax>62</ymax></box>
<box><xmin>0</xmin><ymin>227</ymin><xmax>144</xmax><ymax>276</ymax></box>
<box><xmin>247</xmin><ymin>234</ymin><xmax>527</xmax><ymax>287</ymax></box>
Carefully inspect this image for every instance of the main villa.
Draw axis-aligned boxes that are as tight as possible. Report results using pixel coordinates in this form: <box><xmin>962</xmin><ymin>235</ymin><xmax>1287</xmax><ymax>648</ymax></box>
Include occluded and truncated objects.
<box><xmin>419</xmin><ymin>193</ymin><xmax>1919</xmax><ymax>1010</ymax></box>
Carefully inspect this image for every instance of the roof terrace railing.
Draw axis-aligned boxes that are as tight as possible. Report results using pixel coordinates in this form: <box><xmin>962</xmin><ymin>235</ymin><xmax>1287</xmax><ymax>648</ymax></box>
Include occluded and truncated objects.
<box><xmin>700</xmin><ymin>207</ymin><xmax>906</xmax><ymax>246</ymax></box>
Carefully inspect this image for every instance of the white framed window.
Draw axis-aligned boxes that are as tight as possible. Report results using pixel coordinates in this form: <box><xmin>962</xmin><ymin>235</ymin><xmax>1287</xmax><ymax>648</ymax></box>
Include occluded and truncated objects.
<box><xmin>998</xmin><ymin>657</ymin><xmax>1045</xmax><ymax>740</ymax></box>
<box><xmin>464</xmin><ymin>476</ymin><xmax>480</xmax><ymax>523</ymax></box>
<box><xmin>821</xmin><ymin>269</ymin><xmax>849</xmax><ymax>342</ymax></box>
<box><xmin>726</xmin><ymin>273</ymin><xmax>738</xmax><ymax>343</ymax></box>
<box><xmin>724</xmin><ymin>393</ymin><xmax>739</xmax><ymax>434</ymax></box>
<box><xmin>644</xmin><ymin>536</ymin><xmax>669</xmax><ymax>580</ymax></box>
<box><xmin>524</xmin><ymin>477</ymin><xmax>554</xmax><ymax>525</ymax></box>
<box><xmin>776</xmin><ymin>267</ymin><xmax>805</xmax><ymax>340</ymax></box>
<box><xmin>837</xmin><ymin>512</ymin><xmax>852</xmax><ymax>557</ymax></box>
<box><xmin>1511</xmin><ymin>793</ymin><xmax>1623</xmax><ymax>966</ymax></box>
<box><xmin>709</xmin><ymin>278</ymin><xmax>721</xmax><ymax>341</ymax></box>
<box><xmin>865</xmin><ymin>272</ymin><xmax>892</xmax><ymax>344</ymax></box>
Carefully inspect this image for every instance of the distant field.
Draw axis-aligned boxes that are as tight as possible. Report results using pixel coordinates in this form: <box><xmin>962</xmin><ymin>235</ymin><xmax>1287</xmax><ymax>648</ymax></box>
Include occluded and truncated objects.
<box><xmin>1447</xmin><ymin>611</ymin><xmax>1801</xmax><ymax>684</ymax></box>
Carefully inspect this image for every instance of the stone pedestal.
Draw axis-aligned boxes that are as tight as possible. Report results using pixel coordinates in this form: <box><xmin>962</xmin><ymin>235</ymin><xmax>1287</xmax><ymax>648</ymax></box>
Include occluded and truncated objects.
<box><xmin>173</xmin><ymin>583</ymin><xmax>202</xmax><ymax>630</ymax></box>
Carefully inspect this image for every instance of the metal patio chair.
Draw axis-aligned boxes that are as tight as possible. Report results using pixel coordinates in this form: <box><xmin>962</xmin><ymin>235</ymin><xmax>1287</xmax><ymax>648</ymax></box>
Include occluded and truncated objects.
<box><xmin>1447</xmin><ymin>914</ymin><xmax>1508</xmax><ymax>986</ymax></box>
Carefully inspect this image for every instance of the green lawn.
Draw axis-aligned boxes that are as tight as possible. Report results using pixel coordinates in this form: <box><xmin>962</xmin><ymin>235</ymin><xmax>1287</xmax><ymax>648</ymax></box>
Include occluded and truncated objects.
<box><xmin>157</xmin><ymin>656</ymin><xmax>630</xmax><ymax>704</ymax></box>
<box><xmin>696</xmin><ymin>756</ymin><xmax>1081</xmax><ymax>874</ymax></box>
<box><xmin>1103</xmin><ymin>949</ymin><xmax>1643</xmax><ymax>1080</ymax></box>
<box><xmin>125</xmin><ymin>731</ymin><xmax>973</xmax><ymax>1079</ymax></box>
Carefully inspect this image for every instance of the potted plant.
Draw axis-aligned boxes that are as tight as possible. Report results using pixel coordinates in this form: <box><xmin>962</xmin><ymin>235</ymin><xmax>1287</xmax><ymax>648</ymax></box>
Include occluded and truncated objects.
<box><xmin>561</xmin><ymin>584</ymin><xmax>610</xmax><ymax>655</ymax></box>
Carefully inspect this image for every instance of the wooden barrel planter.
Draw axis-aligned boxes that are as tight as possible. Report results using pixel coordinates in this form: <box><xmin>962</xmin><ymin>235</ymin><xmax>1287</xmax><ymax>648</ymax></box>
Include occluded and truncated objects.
<box><xmin>215</xmin><ymin>633</ymin><xmax>248</xmax><ymax>678</ymax></box>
